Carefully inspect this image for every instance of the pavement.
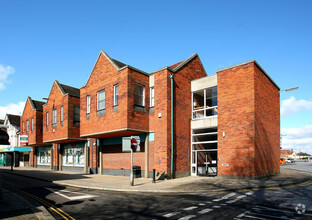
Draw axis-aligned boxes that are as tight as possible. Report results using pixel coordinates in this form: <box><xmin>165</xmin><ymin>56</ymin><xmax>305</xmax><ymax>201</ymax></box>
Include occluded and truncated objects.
<box><xmin>0</xmin><ymin>165</ymin><xmax>312</xmax><ymax>219</ymax></box>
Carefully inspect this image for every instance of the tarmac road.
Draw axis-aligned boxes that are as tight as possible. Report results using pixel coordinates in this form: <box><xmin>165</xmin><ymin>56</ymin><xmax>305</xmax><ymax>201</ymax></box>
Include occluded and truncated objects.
<box><xmin>1</xmin><ymin>170</ymin><xmax>312</xmax><ymax>220</ymax></box>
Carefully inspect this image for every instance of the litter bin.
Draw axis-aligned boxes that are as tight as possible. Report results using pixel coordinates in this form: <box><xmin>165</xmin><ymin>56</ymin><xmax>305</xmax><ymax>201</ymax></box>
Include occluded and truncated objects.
<box><xmin>133</xmin><ymin>166</ymin><xmax>141</xmax><ymax>178</ymax></box>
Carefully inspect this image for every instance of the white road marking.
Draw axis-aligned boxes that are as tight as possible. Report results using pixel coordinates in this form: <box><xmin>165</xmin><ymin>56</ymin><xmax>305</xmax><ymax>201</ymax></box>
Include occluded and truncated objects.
<box><xmin>45</xmin><ymin>187</ymin><xmax>99</xmax><ymax>201</ymax></box>
<box><xmin>213</xmin><ymin>198</ymin><xmax>222</xmax><ymax>202</ymax></box>
<box><xmin>237</xmin><ymin>195</ymin><xmax>247</xmax><ymax>199</ymax></box>
<box><xmin>222</xmin><ymin>192</ymin><xmax>236</xmax><ymax>199</ymax></box>
<box><xmin>206</xmin><ymin>201</ymin><xmax>212</xmax><ymax>204</ymax></box>
<box><xmin>163</xmin><ymin>212</ymin><xmax>180</xmax><ymax>218</ymax></box>
<box><xmin>178</xmin><ymin>215</ymin><xmax>196</xmax><ymax>220</ymax></box>
<box><xmin>245</xmin><ymin>191</ymin><xmax>254</xmax><ymax>195</ymax></box>
<box><xmin>212</xmin><ymin>205</ymin><xmax>221</xmax><ymax>208</ymax></box>
<box><xmin>183</xmin><ymin>206</ymin><xmax>198</xmax><ymax>211</ymax></box>
<box><xmin>198</xmin><ymin>203</ymin><xmax>206</xmax><ymax>206</ymax></box>
<box><xmin>198</xmin><ymin>208</ymin><xmax>213</xmax><ymax>214</ymax></box>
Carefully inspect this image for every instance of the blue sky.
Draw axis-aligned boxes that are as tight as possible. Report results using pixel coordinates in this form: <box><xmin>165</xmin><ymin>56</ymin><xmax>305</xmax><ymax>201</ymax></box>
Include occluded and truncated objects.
<box><xmin>0</xmin><ymin>0</ymin><xmax>311</xmax><ymax>154</ymax></box>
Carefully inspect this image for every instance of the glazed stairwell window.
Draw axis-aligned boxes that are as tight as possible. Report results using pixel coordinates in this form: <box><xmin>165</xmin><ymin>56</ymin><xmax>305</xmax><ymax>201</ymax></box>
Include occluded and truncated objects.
<box><xmin>134</xmin><ymin>84</ymin><xmax>145</xmax><ymax>108</ymax></box>
<box><xmin>97</xmin><ymin>89</ymin><xmax>105</xmax><ymax>116</ymax></box>
<box><xmin>52</xmin><ymin>109</ymin><xmax>57</xmax><ymax>128</ymax></box>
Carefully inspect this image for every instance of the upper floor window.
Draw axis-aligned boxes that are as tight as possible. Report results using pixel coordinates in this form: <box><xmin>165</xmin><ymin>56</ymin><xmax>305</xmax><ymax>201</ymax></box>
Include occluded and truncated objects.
<box><xmin>192</xmin><ymin>86</ymin><xmax>218</xmax><ymax>119</ymax></box>
<box><xmin>31</xmin><ymin>118</ymin><xmax>33</xmax><ymax>133</ymax></box>
<box><xmin>60</xmin><ymin>106</ymin><xmax>64</xmax><ymax>126</ymax></box>
<box><xmin>74</xmin><ymin>106</ymin><xmax>80</xmax><ymax>126</ymax></box>
<box><xmin>86</xmin><ymin>95</ymin><xmax>91</xmax><ymax>114</ymax></box>
<box><xmin>97</xmin><ymin>89</ymin><xmax>105</xmax><ymax>111</ymax></box>
<box><xmin>114</xmin><ymin>84</ymin><xmax>118</xmax><ymax>106</ymax></box>
<box><xmin>22</xmin><ymin>122</ymin><xmax>24</xmax><ymax>134</ymax></box>
<box><xmin>134</xmin><ymin>84</ymin><xmax>145</xmax><ymax>107</ymax></box>
<box><xmin>46</xmin><ymin>112</ymin><xmax>49</xmax><ymax>130</ymax></box>
<box><xmin>52</xmin><ymin>109</ymin><xmax>57</xmax><ymax>127</ymax></box>
<box><xmin>150</xmin><ymin>87</ymin><xmax>154</xmax><ymax>108</ymax></box>
<box><xmin>26</xmin><ymin>120</ymin><xmax>29</xmax><ymax>134</ymax></box>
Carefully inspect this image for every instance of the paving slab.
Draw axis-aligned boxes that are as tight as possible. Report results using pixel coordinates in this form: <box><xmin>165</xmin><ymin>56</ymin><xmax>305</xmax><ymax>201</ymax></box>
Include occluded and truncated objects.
<box><xmin>1</xmin><ymin>166</ymin><xmax>312</xmax><ymax>193</ymax></box>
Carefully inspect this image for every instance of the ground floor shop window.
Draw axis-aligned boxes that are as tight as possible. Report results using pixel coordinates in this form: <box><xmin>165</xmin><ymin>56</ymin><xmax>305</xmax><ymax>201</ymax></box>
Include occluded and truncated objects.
<box><xmin>62</xmin><ymin>147</ymin><xmax>84</xmax><ymax>167</ymax></box>
<box><xmin>37</xmin><ymin>151</ymin><xmax>51</xmax><ymax>165</ymax></box>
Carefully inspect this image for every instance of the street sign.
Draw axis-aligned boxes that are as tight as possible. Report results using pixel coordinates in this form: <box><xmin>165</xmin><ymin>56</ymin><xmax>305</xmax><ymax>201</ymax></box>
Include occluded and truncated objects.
<box><xmin>131</xmin><ymin>138</ymin><xmax>138</xmax><ymax>150</ymax></box>
<box><xmin>122</xmin><ymin>136</ymin><xmax>140</xmax><ymax>152</ymax></box>
<box><xmin>20</xmin><ymin>135</ymin><xmax>29</xmax><ymax>144</ymax></box>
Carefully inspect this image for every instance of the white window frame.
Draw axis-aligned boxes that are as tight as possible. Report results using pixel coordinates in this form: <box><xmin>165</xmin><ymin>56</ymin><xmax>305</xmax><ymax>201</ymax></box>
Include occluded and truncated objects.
<box><xmin>46</xmin><ymin>112</ymin><xmax>49</xmax><ymax>129</ymax></box>
<box><xmin>60</xmin><ymin>106</ymin><xmax>64</xmax><ymax>125</ymax></box>
<box><xmin>97</xmin><ymin>89</ymin><xmax>105</xmax><ymax>111</ymax></box>
<box><xmin>134</xmin><ymin>84</ymin><xmax>145</xmax><ymax>107</ymax></box>
<box><xmin>86</xmin><ymin>95</ymin><xmax>91</xmax><ymax>114</ymax></box>
<box><xmin>114</xmin><ymin>84</ymin><xmax>118</xmax><ymax>106</ymax></box>
<box><xmin>150</xmin><ymin>87</ymin><xmax>154</xmax><ymax>107</ymax></box>
<box><xmin>26</xmin><ymin>120</ymin><xmax>29</xmax><ymax>134</ymax></box>
<box><xmin>52</xmin><ymin>109</ymin><xmax>57</xmax><ymax>126</ymax></box>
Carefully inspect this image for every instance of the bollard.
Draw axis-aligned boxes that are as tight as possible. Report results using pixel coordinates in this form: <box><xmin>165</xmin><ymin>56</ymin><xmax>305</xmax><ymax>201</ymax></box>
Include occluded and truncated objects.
<box><xmin>152</xmin><ymin>169</ymin><xmax>156</xmax><ymax>183</ymax></box>
<box><xmin>0</xmin><ymin>175</ymin><xmax>2</xmax><ymax>200</ymax></box>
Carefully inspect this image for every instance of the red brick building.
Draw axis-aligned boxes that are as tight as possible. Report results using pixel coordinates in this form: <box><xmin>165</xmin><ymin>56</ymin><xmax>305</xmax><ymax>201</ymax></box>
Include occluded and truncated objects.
<box><xmin>42</xmin><ymin>80</ymin><xmax>86</xmax><ymax>172</ymax></box>
<box><xmin>21</xmin><ymin>51</ymin><xmax>280</xmax><ymax>178</ymax></box>
<box><xmin>20</xmin><ymin>97</ymin><xmax>49</xmax><ymax>168</ymax></box>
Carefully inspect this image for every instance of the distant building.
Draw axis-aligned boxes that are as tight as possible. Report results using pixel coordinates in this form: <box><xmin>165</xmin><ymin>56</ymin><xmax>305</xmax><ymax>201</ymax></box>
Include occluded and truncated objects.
<box><xmin>280</xmin><ymin>149</ymin><xmax>296</xmax><ymax>159</ymax></box>
<box><xmin>0</xmin><ymin>114</ymin><xmax>31</xmax><ymax>167</ymax></box>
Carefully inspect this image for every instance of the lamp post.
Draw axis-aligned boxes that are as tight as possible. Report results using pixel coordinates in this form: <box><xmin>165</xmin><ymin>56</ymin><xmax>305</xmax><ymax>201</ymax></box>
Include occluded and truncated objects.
<box><xmin>280</xmin><ymin>87</ymin><xmax>299</xmax><ymax>92</ymax></box>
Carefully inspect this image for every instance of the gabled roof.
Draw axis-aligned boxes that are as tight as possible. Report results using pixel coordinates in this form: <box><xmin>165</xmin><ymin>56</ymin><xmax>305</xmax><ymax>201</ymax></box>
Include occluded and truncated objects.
<box><xmin>26</xmin><ymin>96</ymin><xmax>45</xmax><ymax>111</ymax></box>
<box><xmin>82</xmin><ymin>51</ymin><xmax>148</xmax><ymax>88</ymax></box>
<box><xmin>6</xmin><ymin>114</ymin><xmax>20</xmax><ymax>127</ymax></box>
<box><xmin>55</xmin><ymin>80</ymin><xmax>80</xmax><ymax>98</ymax></box>
<box><xmin>151</xmin><ymin>53</ymin><xmax>206</xmax><ymax>75</ymax></box>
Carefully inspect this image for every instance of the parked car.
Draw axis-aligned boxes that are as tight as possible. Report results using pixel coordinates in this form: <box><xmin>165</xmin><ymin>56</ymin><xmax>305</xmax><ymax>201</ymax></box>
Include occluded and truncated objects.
<box><xmin>286</xmin><ymin>158</ymin><xmax>295</xmax><ymax>163</ymax></box>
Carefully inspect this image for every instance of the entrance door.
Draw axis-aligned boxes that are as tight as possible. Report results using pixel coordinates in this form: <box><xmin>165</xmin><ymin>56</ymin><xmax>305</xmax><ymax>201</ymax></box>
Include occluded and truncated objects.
<box><xmin>197</xmin><ymin>151</ymin><xmax>217</xmax><ymax>176</ymax></box>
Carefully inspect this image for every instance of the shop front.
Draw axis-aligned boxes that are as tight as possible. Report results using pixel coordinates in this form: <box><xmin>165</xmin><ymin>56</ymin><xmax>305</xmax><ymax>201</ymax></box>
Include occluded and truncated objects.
<box><xmin>36</xmin><ymin>146</ymin><xmax>52</xmax><ymax>169</ymax></box>
<box><xmin>99</xmin><ymin>134</ymin><xmax>146</xmax><ymax>177</ymax></box>
<box><xmin>61</xmin><ymin>141</ymin><xmax>86</xmax><ymax>172</ymax></box>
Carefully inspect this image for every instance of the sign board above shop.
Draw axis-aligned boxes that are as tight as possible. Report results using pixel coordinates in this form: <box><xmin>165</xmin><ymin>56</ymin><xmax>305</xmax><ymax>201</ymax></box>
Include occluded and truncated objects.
<box><xmin>122</xmin><ymin>136</ymin><xmax>140</xmax><ymax>152</ymax></box>
<box><xmin>20</xmin><ymin>135</ymin><xmax>29</xmax><ymax>144</ymax></box>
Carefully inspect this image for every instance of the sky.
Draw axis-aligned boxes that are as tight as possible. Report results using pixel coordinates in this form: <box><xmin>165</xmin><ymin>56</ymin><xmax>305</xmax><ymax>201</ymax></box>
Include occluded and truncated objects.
<box><xmin>0</xmin><ymin>0</ymin><xmax>311</xmax><ymax>154</ymax></box>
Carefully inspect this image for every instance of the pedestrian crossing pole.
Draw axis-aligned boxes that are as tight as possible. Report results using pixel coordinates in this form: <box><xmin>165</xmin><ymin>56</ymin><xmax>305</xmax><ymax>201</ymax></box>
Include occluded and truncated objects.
<box><xmin>130</xmin><ymin>147</ymin><xmax>134</xmax><ymax>186</ymax></box>
<box><xmin>130</xmin><ymin>137</ymin><xmax>138</xmax><ymax>186</ymax></box>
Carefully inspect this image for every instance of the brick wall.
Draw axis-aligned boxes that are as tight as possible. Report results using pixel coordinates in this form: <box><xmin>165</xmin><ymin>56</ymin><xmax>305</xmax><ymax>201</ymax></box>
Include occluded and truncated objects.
<box><xmin>80</xmin><ymin>54</ymin><xmax>130</xmax><ymax>136</ymax></box>
<box><xmin>20</xmin><ymin>99</ymin><xmax>43</xmax><ymax>145</ymax></box>
<box><xmin>43</xmin><ymin>82</ymin><xmax>80</xmax><ymax>142</ymax></box>
<box><xmin>217</xmin><ymin>61</ymin><xmax>280</xmax><ymax>177</ymax></box>
<box><xmin>254</xmin><ymin>64</ymin><xmax>280</xmax><ymax>176</ymax></box>
<box><xmin>217</xmin><ymin>62</ymin><xmax>256</xmax><ymax>176</ymax></box>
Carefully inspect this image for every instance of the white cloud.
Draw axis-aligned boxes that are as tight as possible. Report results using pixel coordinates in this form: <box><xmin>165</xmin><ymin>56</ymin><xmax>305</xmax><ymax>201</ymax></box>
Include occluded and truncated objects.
<box><xmin>281</xmin><ymin>125</ymin><xmax>312</xmax><ymax>155</ymax></box>
<box><xmin>0</xmin><ymin>102</ymin><xmax>25</xmax><ymax>119</ymax></box>
<box><xmin>281</xmin><ymin>96</ymin><xmax>312</xmax><ymax>117</ymax></box>
<box><xmin>0</xmin><ymin>64</ymin><xmax>15</xmax><ymax>90</ymax></box>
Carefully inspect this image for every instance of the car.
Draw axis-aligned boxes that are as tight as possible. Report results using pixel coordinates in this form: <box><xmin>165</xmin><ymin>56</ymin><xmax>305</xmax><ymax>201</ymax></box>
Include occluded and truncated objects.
<box><xmin>286</xmin><ymin>158</ymin><xmax>295</xmax><ymax>163</ymax></box>
<box><xmin>280</xmin><ymin>158</ymin><xmax>286</xmax><ymax>164</ymax></box>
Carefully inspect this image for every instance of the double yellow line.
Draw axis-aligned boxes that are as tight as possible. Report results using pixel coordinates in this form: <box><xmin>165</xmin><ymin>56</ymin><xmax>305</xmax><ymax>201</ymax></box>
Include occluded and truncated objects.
<box><xmin>14</xmin><ymin>188</ymin><xmax>75</xmax><ymax>220</ymax></box>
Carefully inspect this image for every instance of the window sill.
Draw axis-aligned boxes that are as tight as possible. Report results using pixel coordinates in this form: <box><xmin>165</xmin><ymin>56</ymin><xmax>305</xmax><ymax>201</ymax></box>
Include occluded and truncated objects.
<box><xmin>134</xmin><ymin>105</ymin><xmax>145</xmax><ymax>113</ymax></box>
<box><xmin>113</xmin><ymin>106</ymin><xmax>118</xmax><ymax>112</ymax></box>
<box><xmin>97</xmin><ymin>109</ymin><xmax>105</xmax><ymax>116</ymax></box>
<box><xmin>149</xmin><ymin>107</ymin><xmax>154</xmax><ymax>113</ymax></box>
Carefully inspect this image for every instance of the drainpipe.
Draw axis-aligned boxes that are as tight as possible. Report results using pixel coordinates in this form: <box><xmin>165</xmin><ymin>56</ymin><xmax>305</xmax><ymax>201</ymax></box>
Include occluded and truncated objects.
<box><xmin>170</xmin><ymin>73</ymin><xmax>174</xmax><ymax>179</ymax></box>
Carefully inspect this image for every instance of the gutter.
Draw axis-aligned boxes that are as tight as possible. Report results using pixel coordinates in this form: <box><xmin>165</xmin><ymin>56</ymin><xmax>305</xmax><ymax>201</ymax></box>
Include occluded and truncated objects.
<box><xmin>170</xmin><ymin>73</ymin><xmax>174</xmax><ymax>178</ymax></box>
